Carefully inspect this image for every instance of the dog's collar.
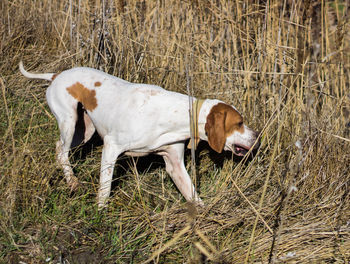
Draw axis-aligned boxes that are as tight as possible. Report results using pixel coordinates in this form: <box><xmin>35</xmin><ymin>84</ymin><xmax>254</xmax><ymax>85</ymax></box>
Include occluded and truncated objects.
<box><xmin>188</xmin><ymin>99</ymin><xmax>205</xmax><ymax>149</ymax></box>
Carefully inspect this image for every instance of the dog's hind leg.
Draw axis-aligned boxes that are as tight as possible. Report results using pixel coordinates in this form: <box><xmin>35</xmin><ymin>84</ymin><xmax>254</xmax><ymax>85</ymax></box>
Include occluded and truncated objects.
<box><xmin>47</xmin><ymin>87</ymin><xmax>81</xmax><ymax>190</ymax></box>
<box><xmin>47</xmin><ymin>82</ymin><xmax>97</xmax><ymax>191</ymax></box>
<box><xmin>55</xmin><ymin>113</ymin><xmax>80</xmax><ymax>191</ymax></box>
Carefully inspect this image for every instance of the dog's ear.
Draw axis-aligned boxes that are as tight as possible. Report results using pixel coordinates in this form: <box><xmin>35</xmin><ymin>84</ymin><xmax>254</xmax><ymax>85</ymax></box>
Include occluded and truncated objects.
<box><xmin>205</xmin><ymin>110</ymin><xmax>227</xmax><ymax>153</ymax></box>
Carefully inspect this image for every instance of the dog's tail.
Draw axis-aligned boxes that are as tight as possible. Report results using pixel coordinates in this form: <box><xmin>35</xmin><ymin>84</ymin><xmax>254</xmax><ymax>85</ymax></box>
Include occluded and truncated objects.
<box><xmin>19</xmin><ymin>61</ymin><xmax>56</xmax><ymax>81</ymax></box>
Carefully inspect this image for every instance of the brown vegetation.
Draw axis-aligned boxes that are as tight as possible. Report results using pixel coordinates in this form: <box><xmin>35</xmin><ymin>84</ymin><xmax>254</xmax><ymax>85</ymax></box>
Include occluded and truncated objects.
<box><xmin>1</xmin><ymin>0</ymin><xmax>349</xmax><ymax>263</ymax></box>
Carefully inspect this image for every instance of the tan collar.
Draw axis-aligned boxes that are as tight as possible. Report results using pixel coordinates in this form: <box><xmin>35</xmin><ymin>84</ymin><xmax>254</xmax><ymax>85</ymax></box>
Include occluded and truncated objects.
<box><xmin>188</xmin><ymin>99</ymin><xmax>205</xmax><ymax>149</ymax></box>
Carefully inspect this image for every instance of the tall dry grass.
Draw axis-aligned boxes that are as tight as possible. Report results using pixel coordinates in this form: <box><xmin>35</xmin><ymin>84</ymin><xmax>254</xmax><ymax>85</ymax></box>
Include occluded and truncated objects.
<box><xmin>1</xmin><ymin>0</ymin><xmax>349</xmax><ymax>263</ymax></box>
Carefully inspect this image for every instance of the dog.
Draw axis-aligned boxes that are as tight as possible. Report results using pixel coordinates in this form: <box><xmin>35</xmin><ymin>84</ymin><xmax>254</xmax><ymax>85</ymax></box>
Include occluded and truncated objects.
<box><xmin>19</xmin><ymin>61</ymin><xmax>260</xmax><ymax>208</ymax></box>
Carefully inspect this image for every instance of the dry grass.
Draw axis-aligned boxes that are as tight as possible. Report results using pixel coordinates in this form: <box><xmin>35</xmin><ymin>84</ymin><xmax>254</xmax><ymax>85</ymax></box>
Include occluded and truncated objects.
<box><xmin>1</xmin><ymin>0</ymin><xmax>350</xmax><ymax>263</ymax></box>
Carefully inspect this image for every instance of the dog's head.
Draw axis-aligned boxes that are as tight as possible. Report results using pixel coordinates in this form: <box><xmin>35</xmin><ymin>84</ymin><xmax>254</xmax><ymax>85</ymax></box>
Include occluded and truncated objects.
<box><xmin>205</xmin><ymin>103</ymin><xmax>260</xmax><ymax>155</ymax></box>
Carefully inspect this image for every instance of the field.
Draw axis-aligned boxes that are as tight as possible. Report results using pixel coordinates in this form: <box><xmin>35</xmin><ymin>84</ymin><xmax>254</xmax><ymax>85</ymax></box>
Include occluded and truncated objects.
<box><xmin>1</xmin><ymin>0</ymin><xmax>350</xmax><ymax>263</ymax></box>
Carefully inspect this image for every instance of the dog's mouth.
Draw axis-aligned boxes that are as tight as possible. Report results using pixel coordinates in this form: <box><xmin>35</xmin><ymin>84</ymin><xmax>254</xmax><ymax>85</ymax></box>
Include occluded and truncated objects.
<box><xmin>233</xmin><ymin>144</ymin><xmax>250</xmax><ymax>156</ymax></box>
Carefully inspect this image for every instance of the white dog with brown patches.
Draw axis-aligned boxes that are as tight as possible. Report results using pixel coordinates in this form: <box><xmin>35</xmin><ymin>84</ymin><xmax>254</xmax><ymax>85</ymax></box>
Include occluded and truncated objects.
<box><xmin>19</xmin><ymin>62</ymin><xmax>259</xmax><ymax>208</ymax></box>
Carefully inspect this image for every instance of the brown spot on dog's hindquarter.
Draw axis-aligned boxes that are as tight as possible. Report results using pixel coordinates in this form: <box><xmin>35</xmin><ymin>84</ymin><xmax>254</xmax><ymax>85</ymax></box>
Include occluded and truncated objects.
<box><xmin>66</xmin><ymin>82</ymin><xmax>98</xmax><ymax>111</ymax></box>
<box><xmin>94</xmin><ymin>81</ymin><xmax>102</xmax><ymax>87</ymax></box>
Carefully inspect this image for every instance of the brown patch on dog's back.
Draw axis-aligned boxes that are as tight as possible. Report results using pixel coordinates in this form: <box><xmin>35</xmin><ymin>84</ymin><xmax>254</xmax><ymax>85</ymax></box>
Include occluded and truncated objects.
<box><xmin>66</xmin><ymin>82</ymin><xmax>98</xmax><ymax>111</ymax></box>
<box><xmin>94</xmin><ymin>81</ymin><xmax>102</xmax><ymax>87</ymax></box>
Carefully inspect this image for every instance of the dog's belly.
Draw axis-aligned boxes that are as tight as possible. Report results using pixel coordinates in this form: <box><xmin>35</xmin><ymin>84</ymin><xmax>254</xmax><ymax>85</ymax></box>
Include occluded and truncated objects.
<box><xmin>124</xmin><ymin>145</ymin><xmax>171</xmax><ymax>157</ymax></box>
<box><xmin>124</xmin><ymin>151</ymin><xmax>150</xmax><ymax>157</ymax></box>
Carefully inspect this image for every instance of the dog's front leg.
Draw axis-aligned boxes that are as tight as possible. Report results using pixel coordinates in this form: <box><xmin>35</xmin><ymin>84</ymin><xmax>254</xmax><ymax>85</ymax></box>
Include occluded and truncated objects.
<box><xmin>98</xmin><ymin>137</ymin><xmax>122</xmax><ymax>209</ymax></box>
<box><xmin>161</xmin><ymin>143</ymin><xmax>203</xmax><ymax>206</ymax></box>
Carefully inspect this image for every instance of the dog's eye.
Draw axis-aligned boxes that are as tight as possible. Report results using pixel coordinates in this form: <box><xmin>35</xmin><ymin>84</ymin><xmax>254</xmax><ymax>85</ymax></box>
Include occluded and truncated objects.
<box><xmin>238</xmin><ymin>121</ymin><xmax>243</xmax><ymax>126</ymax></box>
